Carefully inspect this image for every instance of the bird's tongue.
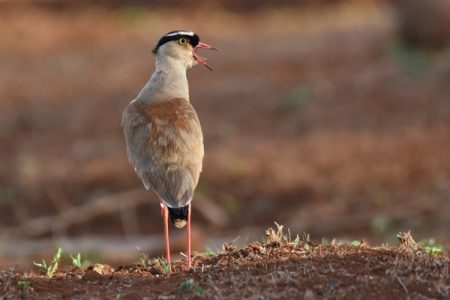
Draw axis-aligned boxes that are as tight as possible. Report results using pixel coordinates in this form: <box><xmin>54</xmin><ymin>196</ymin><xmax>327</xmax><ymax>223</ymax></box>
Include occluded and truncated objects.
<box><xmin>192</xmin><ymin>52</ymin><xmax>208</xmax><ymax>65</ymax></box>
<box><xmin>193</xmin><ymin>42</ymin><xmax>219</xmax><ymax>71</ymax></box>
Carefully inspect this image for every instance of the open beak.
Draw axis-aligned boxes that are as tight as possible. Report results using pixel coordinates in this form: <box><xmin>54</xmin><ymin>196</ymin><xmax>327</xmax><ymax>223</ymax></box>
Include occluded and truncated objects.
<box><xmin>193</xmin><ymin>42</ymin><xmax>220</xmax><ymax>71</ymax></box>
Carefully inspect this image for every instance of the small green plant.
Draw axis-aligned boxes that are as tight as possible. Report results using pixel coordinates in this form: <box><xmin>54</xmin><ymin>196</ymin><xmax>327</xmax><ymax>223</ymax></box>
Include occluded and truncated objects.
<box><xmin>17</xmin><ymin>280</ymin><xmax>31</xmax><ymax>290</ymax></box>
<box><xmin>201</xmin><ymin>247</ymin><xmax>216</xmax><ymax>257</ymax></box>
<box><xmin>114</xmin><ymin>294</ymin><xmax>121</xmax><ymax>300</ymax></box>
<box><xmin>158</xmin><ymin>257</ymin><xmax>171</xmax><ymax>274</ymax></box>
<box><xmin>70</xmin><ymin>252</ymin><xmax>90</xmax><ymax>270</ymax></box>
<box><xmin>33</xmin><ymin>247</ymin><xmax>62</xmax><ymax>278</ymax></box>
<box><xmin>420</xmin><ymin>239</ymin><xmax>443</xmax><ymax>255</ymax></box>
<box><xmin>137</xmin><ymin>247</ymin><xmax>150</xmax><ymax>266</ymax></box>
<box><xmin>179</xmin><ymin>278</ymin><xmax>204</xmax><ymax>295</ymax></box>
<box><xmin>425</xmin><ymin>246</ymin><xmax>442</xmax><ymax>255</ymax></box>
<box><xmin>321</xmin><ymin>238</ymin><xmax>332</xmax><ymax>245</ymax></box>
<box><xmin>33</xmin><ymin>260</ymin><xmax>48</xmax><ymax>274</ymax></box>
<box><xmin>350</xmin><ymin>240</ymin><xmax>361</xmax><ymax>247</ymax></box>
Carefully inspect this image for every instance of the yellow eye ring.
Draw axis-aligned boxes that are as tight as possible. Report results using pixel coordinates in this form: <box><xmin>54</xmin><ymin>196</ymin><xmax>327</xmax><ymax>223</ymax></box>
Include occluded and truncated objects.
<box><xmin>178</xmin><ymin>38</ymin><xmax>187</xmax><ymax>45</ymax></box>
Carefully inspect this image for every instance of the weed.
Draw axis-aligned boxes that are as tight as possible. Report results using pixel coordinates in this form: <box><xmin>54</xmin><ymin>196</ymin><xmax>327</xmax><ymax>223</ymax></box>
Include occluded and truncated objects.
<box><xmin>321</xmin><ymin>238</ymin><xmax>331</xmax><ymax>245</ymax></box>
<box><xmin>114</xmin><ymin>293</ymin><xmax>122</xmax><ymax>300</ymax></box>
<box><xmin>137</xmin><ymin>247</ymin><xmax>150</xmax><ymax>267</ymax></box>
<box><xmin>350</xmin><ymin>240</ymin><xmax>361</xmax><ymax>247</ymax></box>
<box><xmin>70</xmin><ymin>252</ymin><xmax>90</xmax><ymax>270</ymax></box>
<box><xmin>201</xmin><ymin>247</ymin><xmax>216</xmax><ymax>257</ymax></box>
<box><xmin>33</xmin><ymin>259</ymin><xmax>48</xmax><ymax>274</ymax></box>
<box><xmin>158</xmin><ymin>257</ymin><xmax>171</xmax><ymax>274</ymax></box>
<box><xmin>33</xmin><ymin>247</ymin><xmax>62</xmax><ymax>278</ymax></box>
<box><xmin>420</xmin><ymin>238</ymin><xmax>443</xmax><ymax>255</ymax></box>
<box><xmin>397</xmin><ymin>232</ymin><xmax>444</xmax><ymax>255</ymax></box>
<box><xmin>17</xmin><ymin>280</ymin><xmax>30</xmax><ymax>290</ymax></box>
<box><xmin>179</xmin><ymin>278</ymin><xmax>204</xmax><ymax>295</ymax></box>
<box><xmin>425</xmin><ymin>246</ymin><xmax>442</xmax><ymax>255</ymax></box>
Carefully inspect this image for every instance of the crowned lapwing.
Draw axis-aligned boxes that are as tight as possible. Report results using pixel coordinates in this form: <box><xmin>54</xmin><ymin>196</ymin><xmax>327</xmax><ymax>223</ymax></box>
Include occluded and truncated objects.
<box><xmin>122</xmin><ymin>30</ymin><xmax>218</xmax><ymax>270</ymax></box>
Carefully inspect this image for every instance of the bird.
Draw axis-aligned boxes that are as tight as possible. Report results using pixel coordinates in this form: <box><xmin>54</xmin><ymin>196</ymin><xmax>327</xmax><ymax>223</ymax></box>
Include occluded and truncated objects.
<box><xmin>122</xmin><ymin>30</ymin><xmax>218</xmax><ymax>271</ymax></box>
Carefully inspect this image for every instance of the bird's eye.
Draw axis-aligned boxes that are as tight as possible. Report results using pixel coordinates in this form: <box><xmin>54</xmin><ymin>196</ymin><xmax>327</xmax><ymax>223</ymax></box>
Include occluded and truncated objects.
<box><xmin>178</xmin><ymin>38</ymin><xmax>188</xmax><ymax>45</ymax></box>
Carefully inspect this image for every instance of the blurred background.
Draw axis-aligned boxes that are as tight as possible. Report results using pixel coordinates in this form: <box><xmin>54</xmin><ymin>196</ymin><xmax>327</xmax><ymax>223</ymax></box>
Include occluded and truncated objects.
<box><xmin>0</xmin><ymin>0</ymin><xmax>449</xmax><ymax>269</ymax></box>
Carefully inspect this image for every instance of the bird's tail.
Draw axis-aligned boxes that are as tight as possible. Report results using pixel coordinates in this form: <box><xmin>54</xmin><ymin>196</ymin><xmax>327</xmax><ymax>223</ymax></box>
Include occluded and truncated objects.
<box><xmin>168</xmin><ymin>206</ymin><xmax>189</xmax><ymax>228</ymax></box>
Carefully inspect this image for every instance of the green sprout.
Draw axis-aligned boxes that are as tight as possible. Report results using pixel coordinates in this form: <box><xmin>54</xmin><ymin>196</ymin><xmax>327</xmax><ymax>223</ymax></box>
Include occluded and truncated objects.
<box><xmin>201</xmin><ymin>247</ymin><xmax>216</xmax><ymax>257</ymax></box>
<box><xmin>351</xmin><ymin>240</ymin><xmax>361</xmax><ymax>247</ymax></box>
<box><xmin>33</xmin><ymin>247</ymin><xmax>62</xmax><ymax>278</ymax></box>
<box><xmin>17</xmin><ymin>280</ymin><xmax>31</xmax><ymax>290</ymax></box>
<box><xmin>420</xmin><ymin>239</ymin><xmax>443</xmax><ymax>255</ymax></box>
<box><xmin>158</xmin><ymin>257</ymin><xmax>171</xmax><ymax>274</ymax></box>
<box><xmin>137</xmin><ymin>247</ymin><xmax>150</xmax><ymax>267</ymax></box>
<box><xmin>179</xmin><ymin>278</ymin><xmax>204</xmax><ymax>295</ymax></box>
<box><xmin>70</xmin><ymin>252</ymin><xmax>90</xmax><ymax>270</ymax></box>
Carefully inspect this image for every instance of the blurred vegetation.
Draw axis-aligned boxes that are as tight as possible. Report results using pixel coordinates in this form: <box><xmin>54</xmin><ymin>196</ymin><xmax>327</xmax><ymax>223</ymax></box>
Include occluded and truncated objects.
<box><xmin>278</xmin><ymin>85</ymin><xmax>313</xmax><ymax>113</ymax></box>
<box><xmin>385</xmin><ymin>40</ymin><xmax>432</xmax><ymax>78</ymax></box>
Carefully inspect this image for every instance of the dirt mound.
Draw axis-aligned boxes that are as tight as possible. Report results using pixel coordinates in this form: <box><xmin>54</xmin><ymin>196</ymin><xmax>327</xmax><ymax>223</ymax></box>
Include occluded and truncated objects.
<box><xmin>2</xmin><ymin>227</ymin><xmax>448</xmax><ymax>299</ymax></box>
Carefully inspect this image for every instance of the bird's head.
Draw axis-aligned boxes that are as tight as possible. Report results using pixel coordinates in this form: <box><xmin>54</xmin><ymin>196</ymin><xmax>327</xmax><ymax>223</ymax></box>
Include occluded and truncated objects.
<box><xmin>152</xmin><ymin>30</ymin><xmax>219</xmax><ymax>71</ymax></box>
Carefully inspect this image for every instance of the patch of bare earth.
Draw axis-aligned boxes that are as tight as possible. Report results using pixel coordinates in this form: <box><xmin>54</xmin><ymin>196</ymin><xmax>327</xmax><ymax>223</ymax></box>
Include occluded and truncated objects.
<box><xmin>1</xmin><ymin>227</ymin><xmax>449</xmax><ymax>299</ymax></box>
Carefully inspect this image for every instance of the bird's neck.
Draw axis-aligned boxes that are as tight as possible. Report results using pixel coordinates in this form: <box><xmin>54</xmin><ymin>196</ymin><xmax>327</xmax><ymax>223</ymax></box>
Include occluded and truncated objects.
<box><xmin>136</xmin><ymin>56</ymin><xmax>189</xmax><ymax>103</ymax></box>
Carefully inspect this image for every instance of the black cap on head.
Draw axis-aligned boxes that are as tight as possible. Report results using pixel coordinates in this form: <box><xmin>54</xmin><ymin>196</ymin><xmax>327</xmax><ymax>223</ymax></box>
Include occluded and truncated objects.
<box><xmin>152</xmin><ymin>30</ymin><xmax>200</xmax><ymax>54</ymax></box>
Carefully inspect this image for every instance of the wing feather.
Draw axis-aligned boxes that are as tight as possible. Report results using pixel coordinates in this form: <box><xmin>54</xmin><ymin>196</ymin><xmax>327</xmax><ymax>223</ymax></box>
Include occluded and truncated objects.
<box><xmin>122</xmin><ymin>98</ymin><xmax>204</xmax><ymax>207</ymax></box>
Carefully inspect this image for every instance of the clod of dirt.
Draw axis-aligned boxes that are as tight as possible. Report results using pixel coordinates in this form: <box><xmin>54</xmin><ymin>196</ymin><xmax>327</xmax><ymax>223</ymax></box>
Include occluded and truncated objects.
<box><xmin>82</xmin><ymin>270</ymin><xmax>106</xmax><ymax>281</ymax></box>
<box><xmin>82</xmin><ymin>264</ymin><xmax>114</xmax><ymax>281</ymax></box>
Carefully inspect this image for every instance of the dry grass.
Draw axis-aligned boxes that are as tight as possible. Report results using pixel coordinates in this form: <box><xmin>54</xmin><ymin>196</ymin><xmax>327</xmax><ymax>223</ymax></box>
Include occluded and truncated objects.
<box><xmin>1</xmin><ymin>225</ymin><xmax>449</xmax><ymax>299</ymax></box>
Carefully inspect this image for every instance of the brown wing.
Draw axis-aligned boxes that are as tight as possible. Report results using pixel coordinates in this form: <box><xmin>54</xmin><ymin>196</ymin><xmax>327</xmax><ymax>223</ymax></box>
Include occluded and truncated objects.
<box><xmin>122</xmin><ymin>98</ymin><xmax>204</xmax><ymax>208</ymax></box>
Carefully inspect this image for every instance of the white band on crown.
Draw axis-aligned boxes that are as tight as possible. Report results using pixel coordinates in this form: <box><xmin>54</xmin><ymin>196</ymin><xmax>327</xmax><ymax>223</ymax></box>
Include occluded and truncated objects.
<box><xmin>165</xmin><ymin>31</ymin><xmax>195</xmax><ymax>37</ymax></box>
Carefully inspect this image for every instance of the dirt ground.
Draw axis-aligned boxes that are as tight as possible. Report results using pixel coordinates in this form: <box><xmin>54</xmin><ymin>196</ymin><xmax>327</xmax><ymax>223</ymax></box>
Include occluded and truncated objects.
<box><xmin>1</xmin><ymin>226</ymin><xmax>449</xmax><ymax>299</ymax></box>
<box><xmin>0</xmin><ymin>0</ymin><xmax>450</xmax><ymax>297</ymax></box>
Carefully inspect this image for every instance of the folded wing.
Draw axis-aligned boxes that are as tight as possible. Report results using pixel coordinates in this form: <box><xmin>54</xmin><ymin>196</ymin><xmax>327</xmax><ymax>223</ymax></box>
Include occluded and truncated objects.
<box><xmin>122</xmin><ymin>98</ymin><xmax>204</xmax><ymax>208</ymax></box>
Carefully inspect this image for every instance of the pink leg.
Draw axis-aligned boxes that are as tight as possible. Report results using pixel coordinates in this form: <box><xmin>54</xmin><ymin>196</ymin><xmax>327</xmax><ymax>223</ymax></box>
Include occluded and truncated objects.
<box><xmin>160</xmin><ymin>200</ymin><xmax>172</xmax><ymax>271</ymax></box>
<box><xmin>187</xmin><ymin>203</ymin><xmax>192</xmax><ymax>268</ymax></box>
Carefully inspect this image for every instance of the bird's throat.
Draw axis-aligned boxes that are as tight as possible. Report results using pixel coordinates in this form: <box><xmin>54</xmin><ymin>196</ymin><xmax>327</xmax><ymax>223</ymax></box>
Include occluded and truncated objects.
<box><xmin>137</xmin><ymin>65</ymin><xmax>189</xmax><ymax>103</ymax></box>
